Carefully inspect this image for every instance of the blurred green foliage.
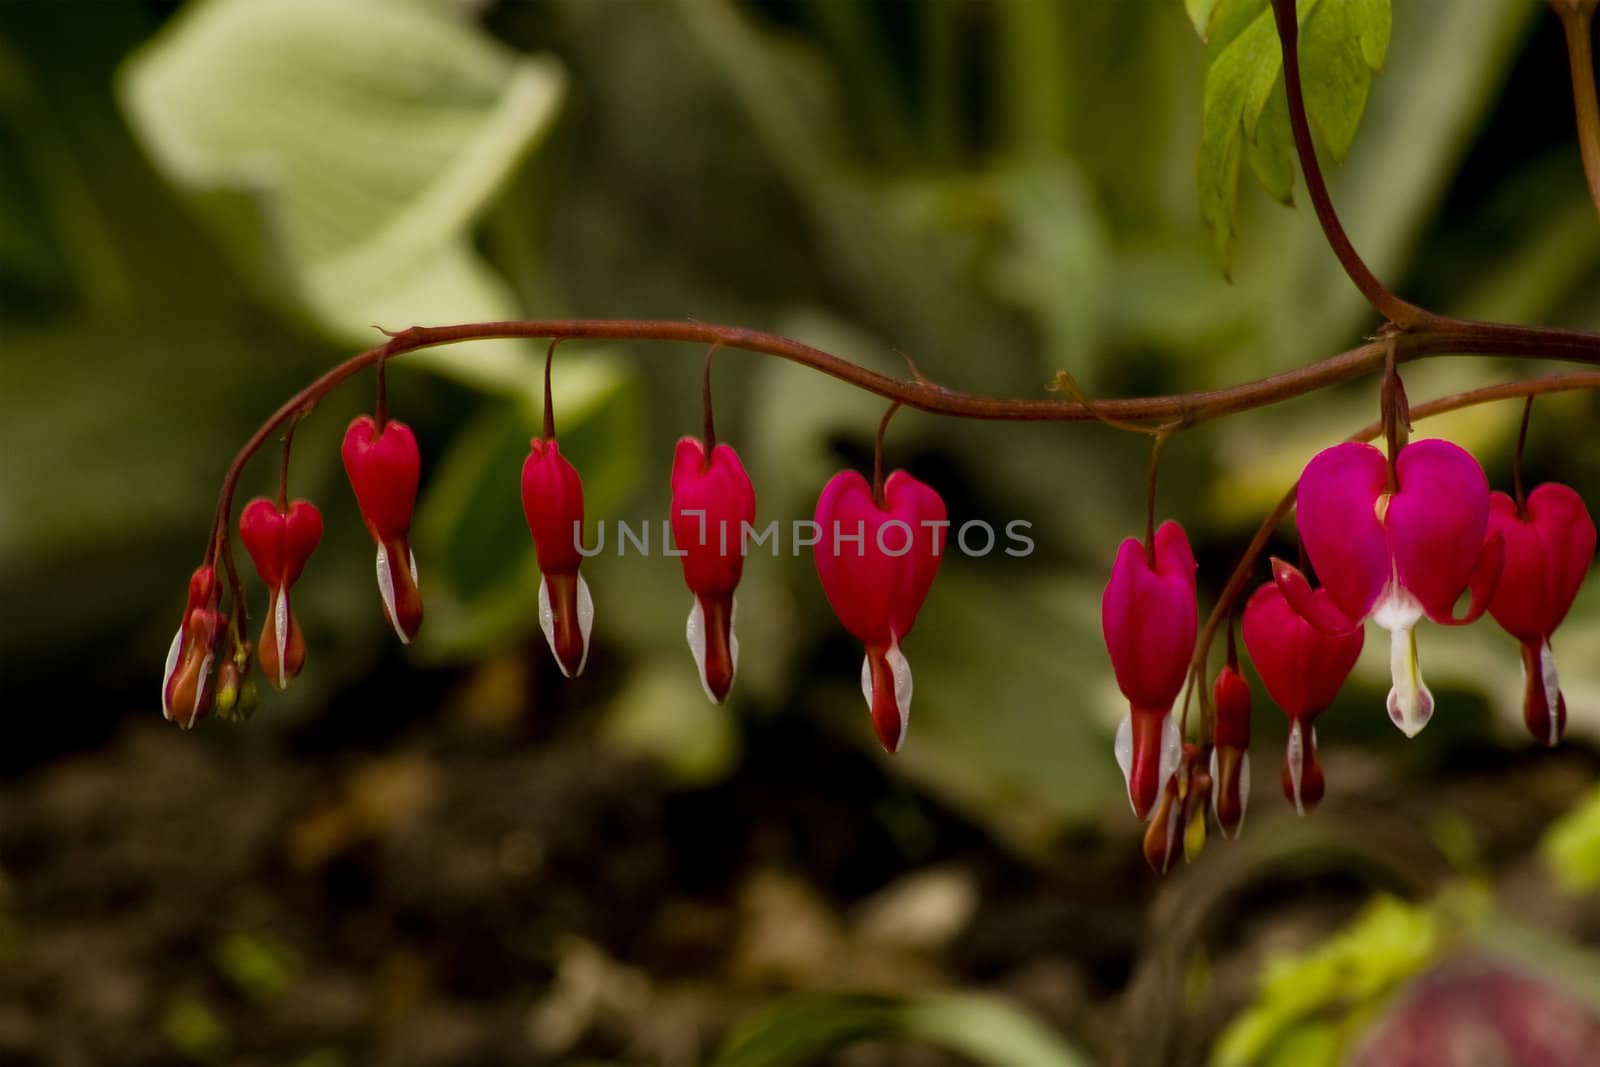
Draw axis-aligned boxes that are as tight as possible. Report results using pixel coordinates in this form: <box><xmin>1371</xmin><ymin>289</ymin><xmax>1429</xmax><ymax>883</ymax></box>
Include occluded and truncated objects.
<box><xmin>710</xmin><ymin>991</ymin><xmax>1092</xmax><ymax>1067</ymax></box>
<box><xmin>3</xmin><ymin>0</ymin><xmax>1599</xmax><ymax>892</ymax></box>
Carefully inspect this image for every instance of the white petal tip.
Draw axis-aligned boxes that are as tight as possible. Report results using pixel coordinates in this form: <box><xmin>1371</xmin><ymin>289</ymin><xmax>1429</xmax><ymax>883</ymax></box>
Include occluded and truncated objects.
<box><xmin>1114</xmin><ymin>712</ymin><xmax>1135</xmax><ymax>816</ymax></box>
<box><xmin>376</xmin><ymin>544</ymin><xmax>410</xmax><ymax>645</ymax></box>
<box><xmin>162</xmin><ymin>626</ymin><xmax>183</xmax><ymax>718</ymax></box>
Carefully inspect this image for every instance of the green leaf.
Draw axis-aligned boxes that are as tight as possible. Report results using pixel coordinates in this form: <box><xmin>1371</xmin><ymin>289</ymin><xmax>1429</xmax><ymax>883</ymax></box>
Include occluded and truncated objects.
<box><xmin>1542</xmin><ymin>785</ymin><xmax>1600</xmax><ymax>895</ymax></box>
<box><xmin>1196</xmin><ymin>6</ymin><xmax>1285</xmax><ymax>275</ymax></box>
<box><xmin>1215</xmin><ymin>895</ymin><xmax>1444</xmax><ymax>1067</ymax></box>
<box><xmin>1246</xmin><ymin>83</ymin><xmax>1296</xmax><ymax>205</ymax></box>
<box><xmin>1195</xmin><ymin>0</ymin><xmax>1391</xmax><ymax>272</ymax></box>
<box><xmin>711</xmin><ymin>993</ymin><xmax>1091</xmax><ymax>1067</ymax></box>
<box><xmin>117</xmin><ymin>0</ymin><xmax>565</xmax><ymax>392</ymax></box>
<box><xmin>1301</xmin><ymin>0</ymin><xmax>1391</xmax><ymax>162</ymax></box>
<box><xmin>1186</xmin><ymin>0</ymin><xmax>1223</xmax><ymax>39</ymax></box>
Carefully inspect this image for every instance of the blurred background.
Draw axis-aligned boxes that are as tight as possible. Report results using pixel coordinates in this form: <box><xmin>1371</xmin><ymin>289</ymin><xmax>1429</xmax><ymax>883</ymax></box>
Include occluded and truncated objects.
<box><xmin>5</xmin><ymin>0</ymin><xmax>1600</xmax><ymax>1064</ymax></box>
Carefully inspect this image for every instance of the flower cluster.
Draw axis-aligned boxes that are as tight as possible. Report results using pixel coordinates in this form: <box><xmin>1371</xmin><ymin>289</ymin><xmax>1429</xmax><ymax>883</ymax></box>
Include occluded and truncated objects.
<box><xmin>163</xmin><ymin>369</ymin><xmax>1591</xmax><ymax>874</ymax></box>
<box><xmin>1102</xmin><ymin>436</ymin><xmax>1595</xmax><ymax>873</ymax></box>
<box><xmin>165</xmin><ymin>398</ymin><xmax>950</xmax><ymax>753</ymax></box>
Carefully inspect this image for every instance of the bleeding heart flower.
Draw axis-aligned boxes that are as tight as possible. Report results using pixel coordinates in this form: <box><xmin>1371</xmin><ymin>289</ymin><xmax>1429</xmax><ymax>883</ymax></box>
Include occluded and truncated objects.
<box><xmin>1143</xmin><ymin>742</ymin><xmax>1211</xmax><ymax>874</ymax></box>
<box><xmin>1102</xmin><ymin>520</ymin><xmax>1196</xmax><ymax>821</ymax></box>
<box><xmin>1242</xmin><ymin>580</ymin><xmax>1364</xmax><ymax>815</ymax></box>
<box><xmin>813</xmin><ymin>469</ymin><xmax>946</xmax><ymax>754</ymax></box>
<box><xmin>342</xmin><ymin>415</ymin><xmax>423</xmax><ymax>643</ymax></box>
<box><xmin>1285</xmin><ymin>439</ymin><xmax>1498</xmax><ymax>738</ymax></box>
<box><xmin>1210</xmin><ymin>663</ymin><xmax>1252</xmax><ymax>839</ymax></box>
<box><xmin>671</xmin><ymin>437</ymin><xmax>757</xmax><ymax>703</ymax></box>
<box><xmin>162</xmin><ymin>565</ymin><xmax>225</xmax><ymax>730</ymax></box>
<box><xmin>522</xmin><ymin>437</ymin><xmax>592</xmax><ymax>678</ymax></box>
<box><xmin>1472</xmin><ymin>483</ymin><xmax>1595</xmax><ymax>746</ymax></box>
<box><xmin>239</xmin><ymin>498</ymin><xmax>323</xmax><ymax>689</ymax></box>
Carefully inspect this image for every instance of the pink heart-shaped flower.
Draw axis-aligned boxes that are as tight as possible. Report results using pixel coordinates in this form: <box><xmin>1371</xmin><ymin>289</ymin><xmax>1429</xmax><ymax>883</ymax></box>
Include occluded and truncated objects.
<box><xmin>814</xmin><ymin>469</ymin><xmax>946</xmax><ymax>753</ymax></box>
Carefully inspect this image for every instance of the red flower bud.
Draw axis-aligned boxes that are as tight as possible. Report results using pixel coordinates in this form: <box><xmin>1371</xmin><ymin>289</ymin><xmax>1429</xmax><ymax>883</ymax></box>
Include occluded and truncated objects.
<box><xmin>1210</xmin><ymin>663</ymin><xmax>1252</xmax><ymax>838</ymax></box>
<box><xmin>1473</xmin><ymin>484</ymin><xmax>1596</xmax><ymax>746</ymax></box>
<box><xmin>1102</xmin><ymin>520</ymin><xmax>1196</xmax><ymax>821</ymax></box>
<box><xmin>239</xmin><ymin>497</ymin><xmax>323</xmax><ymax>689</ymax></box>
<box><xmin>813</xmin><ymin>469</ymin><xmax>946</xmax><ymax>754</ymax></box>
<box><xmin>670</xmin><ymin>437</ymin><xmax>757</xmax><ymax>703</ymax></box>
<box><xmin>1242</xmin><ymin>580</ymin><xmax>1363</xmax><ymax>815</ymax></box>
<box><xmin>162</xmin><ymin>566</ymin><xmax>224</xmax><ymax>729</ymax></box>
<box><xmin>341</xmin><ymin>416</ymin><xmax>423</xmax><ymax>643</ymax></box>
<box><xmin>521</xmin><ymin>437</ymin><xmax>592</xmax><ymax>678</ymax></box>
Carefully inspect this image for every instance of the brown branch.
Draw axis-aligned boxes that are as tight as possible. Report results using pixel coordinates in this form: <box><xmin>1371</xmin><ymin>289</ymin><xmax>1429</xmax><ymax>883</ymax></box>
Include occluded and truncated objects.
<box><xmin>1553</xmin><ymin>0</ymin><xmax>1600</xmax><ymax>223</ymax></box>
<box><xmin>206</xmin><ymin>318</ymin><xmax>1600</xmax><ymax>577</ymax></box>
<box><xmin>1268</xmin><ymin>0</ymin><xmax>1449</xmax><ymax>330</ymax></box>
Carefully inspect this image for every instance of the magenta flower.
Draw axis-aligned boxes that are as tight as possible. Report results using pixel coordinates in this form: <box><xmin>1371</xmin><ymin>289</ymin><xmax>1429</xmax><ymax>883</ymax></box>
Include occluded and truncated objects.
<box><xmin>1102</xmin><ymin>520</ymin><xmax>1197</xmax><ymax>821</ymax></box>
<box><xmin>1210</xmin><ymin>663</ymin><xmax>1251</xmax><ymax>838</ymax></box>
<box><xmin>239</xmin><ymin>498</ymin><xmax>323</xmax><ymax>690</ymax></box>
<box><xmin>1243</xmin><ymin>580</ymin><xmax>1364</xmax><ymax>814</ymax></box>
<box><xmin>342</xmin><ymin>416</ymin><xmax>424</xmax><ymax>643</ymax></box>
<box><xmin>1284</xmin><ymin>439</ymin><xmax>1498</xmax><ymax>738</ymax></box>
<box><xmin>670</xmin><ymin>437</ymin><xmax>757</xmax><ymax>704</ymax></box>
<box><xmin>813</xmin><ymin>469</ymin><xmax>946</xmax><ymax>754</ymax></box>
<box><xmin>1472</xmin><ymin>483</ymin><xmax>1595</xmax><ymax>746</ymax></box>
<box><xmin>522</xmin><ymin>438</ymin><xmax>592</xmax><ymax>678</ymax></box>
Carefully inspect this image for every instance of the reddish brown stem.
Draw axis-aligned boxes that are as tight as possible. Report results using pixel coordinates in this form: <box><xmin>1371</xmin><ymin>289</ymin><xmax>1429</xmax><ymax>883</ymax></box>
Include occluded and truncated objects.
<box><xmin>1269</xmin><ymin>0</ymin><xmax>1449</xmax><ymax>331</ymax></box>
<box><xmin>542</xmin><ymin>339</ymin><xmax>558</xmax><ymax>441</ymax></box>
<box><xmin>872</xmin><ymin>401</ymin><xmax>902</xmax><ymax>506</ymax></box>
<box><xmin>702</xmin><ymin>342</ymin><xmax>722</xmax><ymax>455</ymax></box>
<box><xmin>202</xmin><ymin>319</ymin><xmax>1600</xmax><ymax>620</ymax></box>
<box><xmin>1514</xmin><ymin>394</ymin><xmax>1535</xmax><ymax>510</ymax></box>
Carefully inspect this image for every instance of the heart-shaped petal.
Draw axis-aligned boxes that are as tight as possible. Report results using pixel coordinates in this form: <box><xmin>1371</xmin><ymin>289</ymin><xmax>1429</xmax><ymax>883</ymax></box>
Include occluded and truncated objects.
<box><xmin>1296</xmin><ymin>442</ymin><xmax>1390</xmax><ymax>623</ymax></box>
<box><xmin>1386</xmin><ymin>439</ymin><xmax>1490</xmax><ymax>623</ymax></box>
<box><xmin>1101</xmin><ymin>521</ymin><xmax>1197</xmax><ymax>713</ymax></box>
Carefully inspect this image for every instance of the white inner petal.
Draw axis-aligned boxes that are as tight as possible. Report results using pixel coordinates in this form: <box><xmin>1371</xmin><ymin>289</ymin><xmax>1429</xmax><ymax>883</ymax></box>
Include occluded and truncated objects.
<box><xmin>274</xmin><ymin>586</ymin><xmax>290</xmax><ymax>689</ymax></box>
<box><xmin>860</xmin><ymin>653</ymin><xmax>874</xmax><ymax>712</ymax></box>
<box><xmin>685</xmin><ymin>597</ymin><xmax>715</xmax><ymax>704</ymax></box>
<box><xmin>1285</xmin><ymin>720</ymin><xmax>1306</xmax><ymax>816</ymax></box>
<box><xmin>1541</xmin><ymin>640</ymin><xmax>1562</xmax><ymax>746</ymax></box>
<box><xmin>729</xmin><ymin>596</ymin><xmax>739</xmax><ymax>677</ymax></box>
<box><xmin>537</xmin><ymin>577</ymin><xmax>566</xmax><ymax>678</ymax></box>
<box><xmin>162</xmin><ymin>626</ymin><xmax>184</xmax><ymax>720</ymax></box>
<box><xmin>1157</xmin><ymin>714</ymin><xmax>1181</xmax><ymax>802</ymax></box>
<box><xmin>1114</xmin><ymin>712</ymin><xmax>1134</xmax><ymax>815</ymax></box>
<box><xmin>886</xmin><ymin>638</ymin><xmax>912</xmax><ymax>753</ymax></box>
<box><xmin>1373</xmin><ymin>580</ymin><xmax>1432</xmax><ymax>736</ymax></box>
<box><xmin>375</xmin><ymin>544</ymin><xmax>408</xmax><ymax>646</ymax></box>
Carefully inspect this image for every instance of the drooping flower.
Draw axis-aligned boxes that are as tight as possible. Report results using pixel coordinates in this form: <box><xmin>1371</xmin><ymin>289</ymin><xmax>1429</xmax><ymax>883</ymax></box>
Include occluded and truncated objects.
<box><xmin>1284</xmin><ymin>439</ymin><xmax>1498</xmax><ymax>738</ymax></box>
<box><xmin>670</xmin><ymin>437</ymin><xmax>757</xmax><ymax>703</ymax></box>
<box><xmin>1210</xmin><ymin>662</ymin><xmax>1252</xmax><ymax>838</ymax></box>
<box><xmin>1242</xmin><ymin>579</ymin><xmax>1364</xmax><ymax>815</ymax></box>
<box><xmin>1102</xmin><ymin>520</ymin><xmax>1196</xmax><ymax>821</ymax></box>
<box><xmin>239</xmin><ymin>497</ymin><xmax>324</xmax><ymax>689</ymax></box>
<box><xmin>522</xmin><ymin>437</ymin><xmax>592</xmax><ymax>678</ymax></box>
<box><xmin>162</xmin><ymin>565</ymin><xmax>225</xmax><ymax>730</ymax></box>
<box><xmin>1143</xmin><ymin>742</ymin><xmax>1211</xmax><ymax>874</ymax></box>
<box><xmin>341</xmin><ymin>415</ymin><xmax>423</xmax><ymax>643</ymax></box>
<box><xmin>1471</xmin><ymin>483</ymin><xmax>1595</xmax><ymax>746</ymax></box>
<box><xmin>813</xmin><ymin>469</ymin><xmax>946</xmax><ymax>754</ymax></box>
